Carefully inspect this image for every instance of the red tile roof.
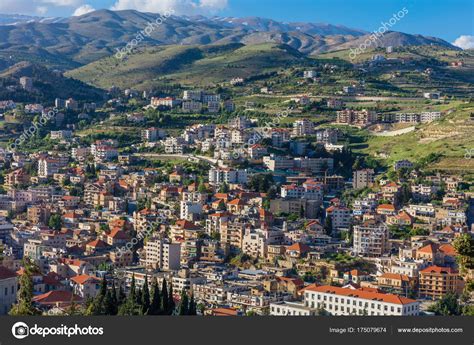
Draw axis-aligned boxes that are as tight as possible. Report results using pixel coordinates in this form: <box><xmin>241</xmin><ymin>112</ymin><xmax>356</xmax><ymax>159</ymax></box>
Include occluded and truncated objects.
<box><xmin>286</xmin><ymin>242</ymin><xmax>311</xmax><ymax>253</ymax></box>
<box><xmin>33</xmin><ymin>291</ymin><xmax>82</xmax><ymax>305</ymax></box>
<box><xmin>420</xmin><ymin>265</ymin><xmax>458</xmax><ymax>275</ymax></box>
<box><xmin>305</xmin><ymin>285</ymin><xmax>416</xmax><ymax>305</ymax></box>
<box><xmin>70</xmin><ymin>274</ymin><xmax>101</xmax><ymax>285</ymax></box>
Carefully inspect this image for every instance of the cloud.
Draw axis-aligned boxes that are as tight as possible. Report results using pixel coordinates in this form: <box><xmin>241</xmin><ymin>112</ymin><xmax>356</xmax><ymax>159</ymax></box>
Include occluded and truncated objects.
<box><xmin>452</xmin><ymin>35</ymin><xmax>474</xmax><ymax>50</ymax></box>
<box><xmin>41</xmin><ymin>0</ymin><xmax>82</xmax><ymax>5</ymax></box>
<box><xmin>73</xmin><ymin>4</ymin><xmax>95</xmax><ymax>16</ymax></box>
<box><xmin>36</xmin><ymin>6</ymin><xmax>49</xmax><ymax>15</ymax></box>
<box><xmin>111</xmin><ymin>0</ymin><xmax>228</xmax><ymax>15</ymax></box>
<box><xmin>0</xmin><ymin>0</ymin><xmax>83</xmax><ymax>15</ymax></box>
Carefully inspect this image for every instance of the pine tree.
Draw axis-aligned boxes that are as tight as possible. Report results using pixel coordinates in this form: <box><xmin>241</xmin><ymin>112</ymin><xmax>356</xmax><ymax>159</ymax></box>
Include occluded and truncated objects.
<box><xmin>168</xmin><ymin>283</ymin><xmax>175</xmax><ymax>315</ymax></box>
<box><xmin>136</xmin><ymin>288</ymin><xmax>143</xmax><ymax>312</ymax></box>
<box><xmin>85</xmin><ymin>276</ymin><xmax>107</xmax><ymax>315</ymax></box>
<box><xmin>149</xmin><ymin>277</ymin><xmax>161</xmax><ymax>315</ymax></box>
<box><xmin>118</xmin><ymin>274</ymin><xmax>140</xmax><ymax>315</ymax></box>
<box><xmin>178</xmin><ymin>290</ymin><xmax>189</xmax><ymax>315</ymax></box>
<box><xmin>118</xmin><ymin>284</ymin><xmax>126</xmax><ymax>305</ymax></box>
<box><xmin>324</xmin><ymin>216</ymin><xmax>333</xmax><ymax>236</ymax></box>
<box><xmin>111</xmin><ymin>280</ymin><xmax>118</xmax><ymax>313</ymax></box>
<box><xmin>9</xmin><ymin>258</ymin><xmax>40</xmax><ymax>316</ymax></box>
<box><xmin>161</xmin><ymin>278</ymin><xmax>169</xmax><ymax>314</ymax></box>
<box><xmin>140</xmin><ymin>275</ymin><xmax>150</xmax><ymax>314</ymax></box>
<box><xmin>188</xmin><ymin>294</ymin><xmax>197</xmax><ymax>315</ymax></box>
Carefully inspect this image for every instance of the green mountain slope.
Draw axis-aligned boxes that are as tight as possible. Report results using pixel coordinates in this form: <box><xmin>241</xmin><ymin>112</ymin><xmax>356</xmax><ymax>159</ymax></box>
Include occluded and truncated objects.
<box><xmin>65</xmin><ymin>43</ymin><xmax>310</xmax><ymax>88</ymax></box>
<box><xmin>0</xmin><ymin>61</ymin><xmax>105</xmax><ymax>103</ymax></box>
<box><xmin>355</xmin><ymin>102</ymin><xmax>474</xmax><ymax>175</ymax></box>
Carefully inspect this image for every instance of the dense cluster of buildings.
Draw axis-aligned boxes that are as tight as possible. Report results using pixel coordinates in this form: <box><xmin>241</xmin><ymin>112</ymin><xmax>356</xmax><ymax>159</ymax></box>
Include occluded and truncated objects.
<box><xmin>0</xmin><ymin>85</ymin><xmax>471</xmax><ymax>317</ymax></box>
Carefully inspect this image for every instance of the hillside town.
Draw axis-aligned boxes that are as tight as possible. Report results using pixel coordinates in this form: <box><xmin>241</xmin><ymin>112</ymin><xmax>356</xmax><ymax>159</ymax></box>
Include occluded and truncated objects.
<box><xmin>0</xmin><ymin>75</ymin><xmax>474</xmax><ymax>316</ymax></box>
<box><xmin>0</xmin><ymin>68</ymin><xmax>473</xmax><ymax>317</ymax></box>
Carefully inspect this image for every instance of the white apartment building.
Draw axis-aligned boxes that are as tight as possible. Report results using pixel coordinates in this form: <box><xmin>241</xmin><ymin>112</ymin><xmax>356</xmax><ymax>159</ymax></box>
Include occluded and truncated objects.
<box><xmin>292</xmin><ymin>119</ymin><xmax>314</xmax><ymax>137</ymax></box>
<box><xmin>141</xmin><ymin>128</ymin><xmax>165</xmax><ymax>142</ymax></box>
<box><xmin>183</xmin><ymin>90</ymin><xmax>203</xmax><ymax>101</ymax></box>
<box><xmin>353</xmin><ymin>169</ymin><xmax>374</xmax><ymax>189</ymax></box>
<box><xmin>180</xmin><ymin>201</ymin><xmax>203</xmax><ymax>220</ymax></box>
<box><xmin>150</xmin><ymin>97</ymin><xmax>181</xmax><ymax>108</ymax></box>
<box><xmin>182</xmin><ymin>100</ymin><xmax>203</xmax><ymax>113</ymax></box>
<box><xmin>353</xmin><ymin>222</ymin><xmax>390</xmax><ymax>257</ymax></box>
<box><xmin>270</xmin><ymin>301</ymin><xmax>317</xmax><ymax>316</ymax></box>
<box><xmin>141</xmin><ymin>238</ymin><xmax>181</xmax><ymax>270</ymax></box>
<box><xmin>38</xmin><ymin>158</ymin><xmax>62</xmax><ymax>178</ymax></box>
<box><xmin>208</xmin><ymin>168</ymin><xmax>247</xmax><ymax>185</ymax></box>
<box><xmin>328</xmin><ymin>206</ymin><xmax>352</xmax><ymax>231</ymax></box>
<box><xmin>281</xmin><ymin>184</ymin><xmax>323</xmax><ymax>201</ymax></box>
<box><xmin>50</xmin><ymin>130</ymin><xmax>72</xmax><ymax>140</ymax></box>
<box><xmin>296</xmin><ymin>285</ymin><xmax>419</xmax><ymax>316</ymax></box>
<box><xmin>93</xmin><ymin>146</ymin><xmax>118</xmax><ymax>162</ymax></box>
<box><xmin>163</xmin><ymin>137</ymin><xmax>185</xmax><ymax>154</ymax></box>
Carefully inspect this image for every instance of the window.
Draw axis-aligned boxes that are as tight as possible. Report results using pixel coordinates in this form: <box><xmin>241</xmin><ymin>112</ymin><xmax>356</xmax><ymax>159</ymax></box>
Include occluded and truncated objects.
<box><xmin>4</xmin><ymin>287</ymin><xmax>7</xmax><ymax>296</ymax></box>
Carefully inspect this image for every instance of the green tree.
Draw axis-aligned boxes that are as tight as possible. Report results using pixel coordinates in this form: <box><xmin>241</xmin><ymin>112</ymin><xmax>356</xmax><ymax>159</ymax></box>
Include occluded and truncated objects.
<box><xmin>188</xmin><ymin>294</ymin><xmax>197</xmax><ymax>315</ymax></box>
<box><xmin>118</xmin><ymin>274</ymin><xmax>141</xmax><ymax>315</ymax></box>
<box><xmin>167</xmin><ymin>283</ymin><xmax>175</xmax><ymax>315</ymax></box>
<box><xmin>161</xmin><ymin>278</ymin><xmax>169</xmax><ymax>314</ymax></box>
<box><xmin>48</xmin><ymin>214</ymin><xmax>62</xmax><ymax>230</ymax></box>
<box><xmin>178</xmin><ymin>290</ymin><xmax>189</xmax><ymax>315</ymax></box>
<box><xmin>218</xmin><ymin>182</ymin><xmax>229</xmax><ymax>193</ymax></box>
<box><xmin>149</xmin><ymin>277</ymin><xmax>161</xmax><ymax>315</ymax></box>
<box><xmin>141</xmin><ymin>275</ymin><xmax>151</xmax><ymax>315</ymax></box>
<box><xmin>428</xmin><ymin>293</ymin><xmax>461</xmax><ymax>315</ymax></box>
<box><xmin>453</xmin><ymin>234</ymin><xmax>474</xmax><ymax>273</ymax></box>
<box><xmin>9</xmin><ymin>258</ymin><xmax>40</xmax><ymax>315</ymax></box>
<box><xmin>86</xmin><ymin>276</ymin><xmax>107</xmax><ymax>315</ymax></box>
<box><xmin>324</xmin><ymin>216</ymin><xmax>333</xmax><ymax>236</ymax></box>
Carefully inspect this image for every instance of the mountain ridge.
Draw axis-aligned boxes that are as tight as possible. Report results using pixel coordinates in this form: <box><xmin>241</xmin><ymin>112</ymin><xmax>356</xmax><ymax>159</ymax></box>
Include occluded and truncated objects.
<box><xmin>0</xmin><ymin>9</ymin><xmax>458</xmax><ymax>70</ymax></box>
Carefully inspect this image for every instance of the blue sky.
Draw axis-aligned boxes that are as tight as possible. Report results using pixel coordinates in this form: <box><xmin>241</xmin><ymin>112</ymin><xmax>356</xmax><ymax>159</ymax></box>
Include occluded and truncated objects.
<box><xmin>0</xmin><ymin>0</ymin><xmax>472</xmax><ymax>42</ymax></box>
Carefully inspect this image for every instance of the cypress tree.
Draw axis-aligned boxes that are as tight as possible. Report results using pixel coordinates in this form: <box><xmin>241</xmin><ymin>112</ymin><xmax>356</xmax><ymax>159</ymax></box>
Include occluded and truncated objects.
<box><xmin>111</xmin><ymin>280</ymin><xmax>118</xmax><ymax>311</ymax></box>
<box><xmin>188</xmin><ymin>294</ymin><xmax>196</xmax><ymax>315</ymax></box>
<box><xmin>118</xmin><ymin>274</ymin><xmax>140</xmax><ymax>315</ymax></box>
<box><xmin>178</xmin><ymin>290</ymin><xmax>189</xmax><ymax>315</ymax></box>
<box><xmin>141</xmin><ymin>275</ymin><xmax>151</xmax><ymax>315</ymax></box>
<box><xmin>136</xmin><ymin>288</ymin><xmax>143</xmax><ymax>310</ymax></box>
<box><xmin>104</xmin><ymin>289</ymin><xmax>115</xmax><ymax>315</ymax></box>
<box><xmin>149</xmin><ymin>277</ymin><xmax>161</xmax><ymax>315</ymax></box>
<box><xmin>161</xmin><ymin>278</ymin><xmax>169</xmax><ymax>314</ymax></box>
<box><xmin>168</xmin><ymin>283</ymin><xmax>175</xmax><ymax>315</ymax></box>
<box><xmin>118</xmin><ymin>284</ymin><xmax>126</xmax><ymax>305</ymax></box>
